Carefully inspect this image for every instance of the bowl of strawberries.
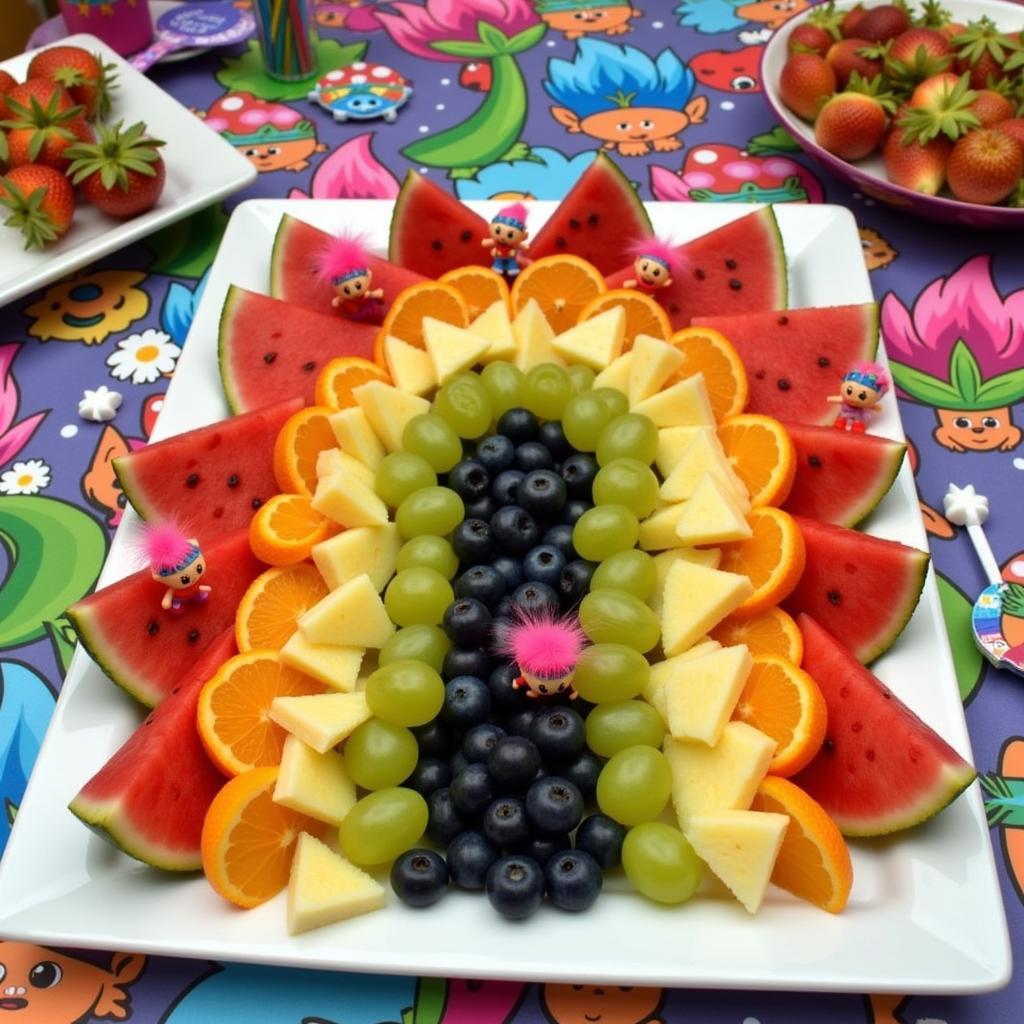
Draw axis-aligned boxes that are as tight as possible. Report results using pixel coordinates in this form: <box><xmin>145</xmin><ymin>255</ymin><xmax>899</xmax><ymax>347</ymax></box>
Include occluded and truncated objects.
<box><xmin>762</xmin><ymin>0</ymin><xmax>1024</xmax><ymax>227</ymax></box>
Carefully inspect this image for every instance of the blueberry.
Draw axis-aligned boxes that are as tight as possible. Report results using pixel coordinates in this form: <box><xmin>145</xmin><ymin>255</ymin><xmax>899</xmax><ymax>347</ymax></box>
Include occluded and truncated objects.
<box><xmin>451</xmin><ymin>519</ymin><xmax>494</xmax><ymax>565</ymax></box>
<box><xmin>575</xmin><ymin>812</ymin><xmax>627</xmax><ymax>869</ymax></box>
<box><xmin>518</xmin><ymin>470</ymin><xmax>567</xmax><ymax>521</ymax></box>
<box><xmin>475</xmin><ymin>434</ymin><xmax>515</xmax><ymax>475</ymax></box>
<box><xmin>449</xmin><ymin>750</ymin><xmax>470</xmax><ymax>777</ymax></box>
<box><xmin>491</xmin><ymin>505</ymin><xmax>539</xmax><ymax>555</ymax></box>
<box><xmin>448</xmin><ymin>459</ymin><xmax>490</xmax><ymax>502</ymax></box>
<box><xmin>454</xmin><ymin>564</ymin><xmax>505</xmax><ymax>606</ymax></box>
<box><xmin>491</xmin><ymin>469</ymin><xmax>524</xmax><ymax>507</ymax></box>
<box><xmin>488</xmin><ymin>736</ymin><xmax>542</xmax><ymax>789</ymax></box>
<box><xmin>443</xmin><ymin>597</ymin><xmax>493</xmax><ymax>646</ymax></box>
<box><xmin>522</xmin><ymin>544</ymin><xmax>566</xmax><ymax>588</ymax></box>
<box><xmin>529</xmin><ymin>706</ymin><xmax>586</xmax><ymax>763</ymax></box>
<box><xmin>493</xmin><ymin>595</ymin><xmax>517</xmax><ymax>620</ymax></box>
<box><xmin>560</xmin><ymin>453</ymin><xmax>599</xmax><ymax>498</ymax></box>
<box><xmin>560</xmin><ymin>498</ymin><xmax>592</xmax><ymax>526</ymax></box>
<box><xmin>524</xmin><ymin>832</ymin><xmax>569</xmax><ymax>868</ymax></box>
<box><xmin>426</xmin><ymin>788</ymin><xmax>467</xmax><ymax>844</ymax></box>
<box><xmin>447</xmin><ymin>830</ymin><xmax>499</xmax><ymax>890</ymax></box>
<box><xmin>491</xmin><ymin>555</ymin><xmax>524</xmax><ymax>592</ymax></box>
<box><xmin>538</xmin><ymin>420</ymin><xmax>572</xmax><ymax>461</ymax></box>
<box><xmin>451</xmin><ymin>762</ymin><xmax>497</xmax><ymax>816</ymax></box>
<box><xmin>462</xmin><ymin>722</ymin><xmax>507</xmax><ymax>763</ymax></box>
<box><xmin>526</xmin><ymin>777</ymin><xmax>584</xmax><ymax>835</ymax></box>
<box><xmin>488</xmin><ymin>662</ymin><xmax>529</xmax><ymax>711</ymax></box>
<box><xmin>486</xmin><ymin>855</ymin><xmax>545</xmax><ymax>919</ymax></box>
<box><xmin>483</xmin><ymin>796</ymin><xmax>531</xmax><ymax>850</ymax></box>
<box><xmin>463</xmin><ymin>494</ymin><xmax>496</xmax><ymax>521</ymax></box>
<box><xmin>405</xmin><ymin>756</ymin><xmax>452</xmax><ymax>796</ymax></box>
<box><xmin>558</xmin><ymin>558</ymin><xmax>596</xmax><ymax>607</ymax></box>
<box><xmin>442</xmin><ymin>676</ymin><xmax>491</xmax><ymax>730</ymax></box>
<box><xmin>490</xmin><ymin>615</ymin><xmax>513</xmax><ymax>651</ymax></box>
<box><xmin>512</xmin><ymin>581</ymin><xmax>560</xmax><ymax>618</ymax></box>
<box><xmin>497</xmin><ymin>408</ymin><xmax>539</xmax><ymax>445</ymax></box>
<box><xmin>442</xmin><ymin>646</ymin><xmax>492</xmax><ymax>681</ymax></box>
<box><xmin>544</xmin><ymin>849</ymin><xmax>602</xmax><ymax>912</ymax></box>
<box><xmin>412</xmin><ymin>719</ymin><xmax>453</xmax><ymax>759</ymax></box>
<box><xmin>515</xmin><ymin>441</ymin><xmax>555</xmax><ymax>473</ymax></box>
<box><xmin>543</xmin><ymin>523</ymin><xmax>577</xmax><ymax>561</ymax></box>
<box><xmin>391</xmin><ymin>848</ymin><xmax>449</xmax><ymax>907</ymax></box>
<box><xmin>561</xmin><ymin>749</ymin><xmax>603</xmax><ymax>801</ymax></box>
<box><xmin>504</xmin><ymin>707</ymin><xmax>538</xmax><ymax>738</ymax></box>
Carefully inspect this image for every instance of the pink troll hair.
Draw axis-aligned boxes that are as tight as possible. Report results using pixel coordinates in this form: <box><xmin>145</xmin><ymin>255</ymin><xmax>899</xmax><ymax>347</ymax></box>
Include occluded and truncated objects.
<box><xmin>288</xmin><ymin>133</ymin><xmax>400</xmax><ymax>200</ymax></box>
<box><xmin>495</xmin><ymin>201</ymin><xmax>528</xmax><ymax>227</ymax></box>
<box><xmin>629</xmin><ymin>235</ymin><xmax>683</xmax><ymax>274</ymax></box>
<box><xmin>140</xmin><ymin>522</ymin><xmax>195</xmax><ymax>573</ymax></box>
<box><xmin>845</xmin><ymin>360</ymin><xmax>890</xmax><ymax>395</ymax></box>
<box><xmin>315</xmin><ymin>231</ymin><xmax>373</xmax><ymax>283</ymax></box>
<box><xmin>499</xmin><ymin>609</ymin><xmax>585</xmax><ymax>679</ymax></box>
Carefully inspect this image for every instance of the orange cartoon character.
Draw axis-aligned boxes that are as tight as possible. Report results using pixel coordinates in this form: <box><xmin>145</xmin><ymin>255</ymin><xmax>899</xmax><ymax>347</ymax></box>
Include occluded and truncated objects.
<box><xmin>542</xmin><ymin>982</ymin><xmax>664</xmax><ymax>1024</ymax></box>
<box><xmin>0</xmin><ymin>942</ymin><xmax>145</xmax><ymax>1023</ymax></box>
<box><xmin>535</xmin><ymin>0</ymin><xmax>644</xmax><ymax>40</ymax></box>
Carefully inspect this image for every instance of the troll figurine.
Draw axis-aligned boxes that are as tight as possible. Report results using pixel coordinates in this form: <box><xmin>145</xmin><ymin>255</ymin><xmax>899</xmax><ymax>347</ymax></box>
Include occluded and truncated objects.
<box><xmin>144</xmin><ymin>523</ymin><xmax>211</xmax><ymax>613</ymax></box>
<box><xmin>316</xmin><ymin>232</ymin><xmax>384</xmax><ymax>320</ymax></box>
<box><xmin>623</xmin><ymin>236</ymin><xmax>681</xmax><ymax>293</ymax></box>
<box><xmin>828</xmin><ymin>361</ymin><xmax>890</xmax><ymax>433</ymax></box>
<box><xmin>500</xmin><ymin>609</ymin><xmax>586</xmax><ymax>699</ymax></box>
<box><xmin>482</xmin><ymin>202</ymin><xmax>530</xmax><ymax>278</ymax></box>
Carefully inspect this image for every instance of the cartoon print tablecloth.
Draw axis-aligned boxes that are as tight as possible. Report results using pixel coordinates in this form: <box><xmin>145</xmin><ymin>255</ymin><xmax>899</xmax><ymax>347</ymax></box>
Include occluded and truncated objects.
<box><xmin>2</xmin><ymin>2</ymin><xmax>1023</xmax><ymax>1021</ymax></box>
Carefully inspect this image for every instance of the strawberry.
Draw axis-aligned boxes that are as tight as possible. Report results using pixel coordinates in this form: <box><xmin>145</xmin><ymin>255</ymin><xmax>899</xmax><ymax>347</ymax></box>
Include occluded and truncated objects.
<box><xmin>840</xmin><ymin>4</ymin><xmax>869</xmax><ymax>38</ymax></box>
<box><xmin>0</xmin><ymin>163</ymin><xmax>75</xmax><ymax>248</ymax></box>
<box><xmin>0</xmin><ymin>71</ymin><xmax>17</xmax><ymax>120</ymax></box>
<box><xmin>952</xmin><ymin>18</ymin><xmax>1015</xmax><ymax>88</ymax></box>
<box><xmin>909</xmin><ymin>72</ymin><xmax>961</xmax><ymax>107</ymax></box>
<box><xmin>826</xmin><ymin>38</ymin><xmax>883</xmax><ymax>88</ymax></box>
<box><xmin>815</xmin><ymin>92</ymin><xmax>887</xmax><ymax>160</ymax></box>
<box><xmin>66</xmin><ymin>120</ymin><xmax>166</xmax><ymax>219</ymax></box>
<box><xmin>779</xmin><ymin>54</ymin><xmax>836</xmax><ymax>121</ymax></box>
<box><xmin>5</xmin><ymin>79</ymin><xmax>74</xmax><ymax>116</ymax></box>
<box><xmin>856</xmin><ymin>4</ymin><xmax>911</xmax><ymax>43</ymax></box>
<box><xmin>940</xmin><ymin>23</ymin><xmax>967</xmax><ymax>42</ymax></box>
<box><xmin>26</xmin><ymin>45</ymin><xmax>115</xmax><ymax>121</ymax></box>
<box><xmin>2</xmin><ymin>90</ymin><xmax>91</xmax><ymax>173</ymax></box>
<box><xmin>968</xmin><ymin>90</ymin><xmax>1015</xmax><ymax>128</ymax></box>
<box><xmin>789</xmin><ymin>24</ymin><xmax>834</xmax><ymax>58</ymax></box>
<box><xmin>993</xmin><ymin>118</ymin><xmax>1024</xmax><ymax>156</ymax></box>
<box><xmin>901</xmin><ymin>73</ymin><xmax>979</xmax><ymax>145</ymax></box>
<box><xmin>885</xmin><ymin>28</ymin><xmax>952</xmax><ymax>85</ymax></box>
<box><xmin>918</xmin><ymin>0</ymin><xmax>953</xmax><ymax>31</ymax></box>
<box><xmin>882</xmin><ymin>129</ymin><xmax>951</xmax><ymax>194</ymax></box>
<box><xmin>947</xmin><ymin>129</ymin><xmax>1022</xmax><ymax>204</ymax></box>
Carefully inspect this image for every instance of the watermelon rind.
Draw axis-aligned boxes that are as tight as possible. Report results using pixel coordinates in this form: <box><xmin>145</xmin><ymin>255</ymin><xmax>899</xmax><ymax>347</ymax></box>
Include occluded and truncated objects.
<box><xmin>218</xmin><ymin>284</ymin><xmax>246</xmax><ymax>414</ymax></box>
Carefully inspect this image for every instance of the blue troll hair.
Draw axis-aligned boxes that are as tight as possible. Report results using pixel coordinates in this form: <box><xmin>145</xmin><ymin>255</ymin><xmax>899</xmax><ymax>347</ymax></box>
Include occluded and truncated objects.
<box><xmin>543</xmin><ymin>39</ymin><xmax>696</xmax><ymax>119</ymax></box>
<box><xmin>674</xmin><ymin>0</ymin><xmax>747</xmax><ymax>33</ymax></box>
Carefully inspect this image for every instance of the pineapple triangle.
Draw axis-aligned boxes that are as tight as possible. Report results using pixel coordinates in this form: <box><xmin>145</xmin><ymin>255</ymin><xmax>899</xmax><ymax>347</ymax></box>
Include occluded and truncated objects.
<box><xmin>629</xmin><ymin>334</ymin><xmax>686</xmax><ymax>405</ymax></box>
<box><xmin>472</xmin><ymin>300</ymin><xmax>517</xmax><ymax>362</ymax></box>
<box><xmin>384</xmin><ymin>335</ymin><xmax>437</xmax><ymax>396</ymax></box>
<box><xmin>269</xmin><ymin>690</ymin><xmax>372</xmax><ymax>753</ymax></box>
<box><xmin>298</xmin><ymin>574</ymin><xmax>395</xmax><ymax>649</ymax></box>
<box><xmin>660</xmin><ymin>559</ymin><xmax>753</xmax><ymax>656</ymax></box>
<box><xmin>353</xmin><ymin>380</ymin><xmax>430</xmax><ymax>452</ymax></box>
<box><xmin>551</xmin><ymin>306</ymin><xmax>626</xmax><ymax>370</ymax></box>
<box><xmin>279</xmin><ymin>633</ymin><xmax>364</xmax><ymax>692</ymax></box>
<box><xmin>329</xmin><ymin>406</ymin><xmax>386</xmax><ymax>471</ymax></box>
<box><xmin>660</xmin><ymin>429</ymin><xmax>749</xmax><ymax>507</ymax></box>
<box><xmin>592</xmin><ymin>349</ymin><xmax>633</xmax><ymax>393</ymax></box>
<box><xmin>665</xmin><ymin>644</ymin><xmax>752</xmax><ymax>745</ymax></box>
<box><xmin>513</xmin><ymin>299</ymin><xmax>561</xmax><ymax>370</ymax></box>
<box><xmin>422</xmin><ymin>317</ymin><xmax>491</xmax><ymax>383</ymax></box>
<box><xmin>675</xmin><ymin>473</ymin><xmax>752</xmax><ymax>545</ymax></box>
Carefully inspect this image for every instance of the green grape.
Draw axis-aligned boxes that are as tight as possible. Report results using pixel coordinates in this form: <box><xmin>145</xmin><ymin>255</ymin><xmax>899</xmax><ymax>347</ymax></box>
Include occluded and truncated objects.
<box><xmin>567</xmin><ymin>364</ymin><xmax>595</xmax><ymax>392</ymax></box>
<box><xmin>374</xmin><ymin>452</ymin><xmax>436</xmax><ymax>508</ymax></box>
<box><xmin>480</xmin><ymin>361</ymin><xmax>524</xmax><ymax>418</ymax></box>
<box><xmin>561</xmin><ymin>391</ymin><xmax>616</xmax><ymax>453</ymax></box>
<box><xmin>433</xmin><ymin>373</ymin><xmax>492</xmax><ymax>440</ymax></box>
<box><xmin>592</xmin><ymin>458</ymin><xmax>660</xmax><ymax>518</ymax></box>
<box><xmin>343</xmin><ymin>718</ymin><xmax>419</xmax><ymax>790</ymax></box>
<box><xmin>384</xmin><ymin>568</ymin><xmax>454</xmax><ymax>626</ymax></box>
<box><xmin>621</xmin><ymin>822</ymin><xmax>702</xmax><ymax>905</ymax></box>
<box><xmin>573</xmin><ymin>644</ymin><xmax>650</xmax><ymax>703</ymax></box>
<box><xmin>590</xmin><ymin>549</ymin><xmax>657</xmax><ymax>601</ymax></box>
<box><xmin>522</xmin><ymin>363</ymin><xmax>573</xmax><ymax>421</ymax></box>
<box><xmin>579</xmin><ymin>588</ymin><xmax>660</xmax><ymax>652</ymax></box>
<box><xmin>592</xmin><ymin>387</ymin><xmax>629</xmax><ymax>419</ymax></box>
<box><xmin>365</xmin><ymin>659</ymin><xmax>445</xmax><ymax>726</ymax></box>
<box><xmin>585</xmin><ymin>700</ymin><xmax>666</xmax><ymax>757</ymax></box>
<box><xmin>379</xmin><ymin>624</ymin><xmax>451</xmax><ymax>673</ymax></box>
<box><xmin>395</xmin><ymin>486</ymin><xmax>464</xmax><ymax>539</ymax></box>
<box><xmin>396</xmin><ymin>535</ymin><xmax>459</xmax><ymax>579</ymax></box>
<box><xmin>339</xmin><ymin>787</ymin><xmax>428</xmax><ymax>867</ymax></box>
<box><xmin>596</xmin><ymin>413</ymin><xmax>658</xmax><ymax>467</ymax></box>
<box><xmin>596</xmin><ymin>745</ymin><xmax>672</xmax><ymax>826</ymax></box>
<box><xmin>401</xmin><ymin>414</ymin><xmax>463</xmax><ymax>473</ymax></box>
<box><xmin>572</xmin><ymin>505</ymin><xmax>639</xmax><ymax>561</ymax></box>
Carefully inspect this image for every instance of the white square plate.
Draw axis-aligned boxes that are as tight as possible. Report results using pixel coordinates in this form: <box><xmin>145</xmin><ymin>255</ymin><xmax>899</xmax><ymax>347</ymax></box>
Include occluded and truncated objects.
<box><xmin>0</xmin><ymin>201</ymin><xmax>1010</xmax><ymax>993</ymax></box>
<box><xmin>0</xmin><ymin>34</ymin><xmax>256</xmax><ymax>307</ymax></box>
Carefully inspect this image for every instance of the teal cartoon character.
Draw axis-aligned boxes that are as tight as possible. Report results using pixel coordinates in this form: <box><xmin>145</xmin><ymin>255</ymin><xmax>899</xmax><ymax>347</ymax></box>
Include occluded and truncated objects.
<box><xmin>535</xmin><ymin>0</ymin><xmax>644</xmax><ymax>40</ymax></box>
<box><xmin>545</xmin><ymin>40</ymin><xmax>707</xmax><ymax>156</ymax></box>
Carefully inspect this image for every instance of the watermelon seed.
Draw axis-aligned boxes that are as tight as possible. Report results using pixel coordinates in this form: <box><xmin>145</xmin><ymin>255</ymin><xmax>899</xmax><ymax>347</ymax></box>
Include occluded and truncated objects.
<box><xmin>146</xmin><ymin>620</ymin><xmax>159</xmax><ymax>636</ymax></box>
<box><xmin>188</xmin><ymin>629</ymin><xmax>200</xmax><ymax>644</ymax></box>
<box><xmin>432</xmin><ymin>240</ymin><xmax>443</xmax><ymax>251</ymax></box>
<box><xmin>460</xmin><ymin>230</ymin><xmax>472</xmax><ymax>242</ymax></box>
<box><xmin>909</xmin><ymin>746</ymin><xmax>919</xmax><ymax>762</ymax></box>
<box><xmin>777</xmin><ymin>379</ymin><xmax>791</xmax><ymax>391</ymax></box>
<box><xmin>865</xmin><ymin>749</ymin><xmax>876</xmax><ymax>761</ymax></box>
<box><xmin>263</xmin><ymin>352</ymin><xmax>277</xmax><ymax>364</ymax></box>
<box><xmin>823</xmin><ymin>738</ymin><xmax>835</xmax><ymax>754</ymax></box>
<box><xmin>728</xmin><ymin>279</ymin><xmax>742</xmax><ymax>290</ymax></box>
<box><xmin>725</xmin><ymin>258</ymin><xmax>737</xmax><ymax>269</ymax></box>
<box><xmin>669</xmin><ymin>304</ymin><xmax>680</xmax><ymax>314</ymax></box>
<box><xmin>555</xmin><ymin>237</ymin><xmax>567</xmax><ymax>248</ymax></box>
<box><xmin>840</xmin><ymin>686</ymin><xmax>851</xmax><ymax>698</ymax></box>
<box><xmin>827</xmin><ymin>589</ymin><xmax>841</xmax><ymax>605</ymax></box>
<box><xmin>778</xmin><ymin>315</ymin><xmax>789</xmax><ymax>326</ymax></box>
<box><xmin>694</xmin><ymin>268</ymin><xmax>706</xmax><ymax>280</ymax></box>
<box><xmin>809</xmin><ymin>456</ymin><xmax>822</xmax><ymax>468</ymax></box>
<box><xmin>186</xmin><ymin>473</ymin><xmax>200</xmax><ymax>488</ymax></box>
<box><xmin>303</xmin><ymin>361</ymin><xmax>316</xmax><ymax>372</ymax></box>
<box><xmin>818</xmin><ymin>356</ymin><xmax>830</xmax><ymax>367</ymax></box>
<box><xmin>851</xmin><ymin>720</ymin><xmax>862</xmax><ymax>733</ymax></box>
<box><xmin>252</xmin><ymin>498</ymin><xmax>263</xmax><ymax>509</ymax></box>
<box><xmin>569</xmin><ymin>218</ymin><xmax>581</xmax><ymax>230</ymax></box>
<box><xmin>228</xmin><ymin>475</ymin><xmax>239</xmax><ymax>487</ymax></box>
<box><xmin>213</xmin><ymin>507</ymin><xmax>224</xmax><ymax>519</ymax></box>
<box><xmin>588</xmin><ymin>213</ymin><xmax>599</xmax><ymax>226</ymax></box>
<box><xmin>755</xmin><ymin>370</ymin><xmax>765</xmax><ymax>380</ymax></box>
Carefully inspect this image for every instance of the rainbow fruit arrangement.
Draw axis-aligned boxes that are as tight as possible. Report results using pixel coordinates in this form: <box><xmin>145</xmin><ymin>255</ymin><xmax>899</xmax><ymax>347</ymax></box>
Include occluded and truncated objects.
<box><xmin>66</xmin><ymin>156</ymin><xmax>976</xmax><ymax>936</ymax></box>
<box><xmin>778</xmin><ymin>1</ymin><xmax>1024</xmax><ymax>205</ymax></box>
<box><xmin>0</xmin><ymin>45</ymin><xmax>166</xmax><ymax>249</ymax></box>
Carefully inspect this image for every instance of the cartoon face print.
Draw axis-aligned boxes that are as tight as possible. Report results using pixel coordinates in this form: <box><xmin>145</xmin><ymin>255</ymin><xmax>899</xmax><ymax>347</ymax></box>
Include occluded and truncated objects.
<box><xmin>859</xmin><ymin>227</ymin><xmax>898</xmax><ymax>271</ymax></box>
<box><xmin>933</xmin><ymin>406</ymin><xmax>1023</xmax><ymax>452</ymax></box>
<box><xmin>242</xmin><ymin>138</ymin><xmax>323</xmax><ymax>172</ymax></box>
<box><xmin>24</xmin><ymin>271</ymin><xmax>149</xmax><ymax>345</ymax></box>
<box><xmin>840</xmin><ymin>379</ymin><xmax>883</xmax><ymax>409</ymax></box>
<box><xmin>540</xmin><ymin>5</ymin><xmax>642</xmax><ymax>40</ymax></box>
<box><xmin>0</xmin><ymin>943</ymin><xmax>145</xmax><ymax>1024</ymax></box>
<box><xmin>736</xmin><ymin>0</ymin><xmax>811</xmax><ymax>29</ymax></box>
<box><xmin>560</xmin><ymin>102</ymin><xmax>708</xmax><ymax>156</ymax></box>
<box><xmin>691</xmin><ymin>45</ymin><xmax>762</xmax><ymax>93</ymax></box>
<box><xmin>542</xmin><ymin>982</ymin><xmax>664</xmax><ymax>1024</ymax></box>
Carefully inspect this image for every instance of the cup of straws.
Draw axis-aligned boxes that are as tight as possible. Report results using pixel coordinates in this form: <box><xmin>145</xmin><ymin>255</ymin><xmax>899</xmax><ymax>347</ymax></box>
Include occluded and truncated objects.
<box><xmin>252</xmin><ymin>0</ymin><xmax>319</xmax><ymax>81</ymax></box>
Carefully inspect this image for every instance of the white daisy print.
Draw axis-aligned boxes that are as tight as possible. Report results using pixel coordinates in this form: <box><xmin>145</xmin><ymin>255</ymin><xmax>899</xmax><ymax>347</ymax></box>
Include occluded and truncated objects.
<box><xmin>107</xmin><ymin>329</ymin><xmax>181</xmax><ymax>385</ymax></box>
<box><xmin>0</xmin><ymin>459</ymin><xmax>51</xmax><ymax>495</ymax></box>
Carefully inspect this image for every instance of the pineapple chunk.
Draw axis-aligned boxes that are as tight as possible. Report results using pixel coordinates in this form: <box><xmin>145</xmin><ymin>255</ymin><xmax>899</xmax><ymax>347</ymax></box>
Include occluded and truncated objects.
<box><xmin>661</xmin><ymin>560</ymin><xmax>753</xmax><ymax>656</ymax></box>
<box><xmin>298</xmin><ymin>574</ymin><xmax>395</xmax><ymax>648</ymax></box>
<box><xmin>513</xmin><ymin>299</ymin><xmax>562</xmax><ymax>370</ymax></box>
<box><xmin>642</xmin><ymin>642</ymin><xmax>723</xmax><ymax>723</ymax></box>
<box><xmin>422</xmin><ymin>317</ymin><xmax>491</xmax><ymax>383</ymax></box>
<box><xmin>592</xmin><ymin>350</ymin><xmax>633</xmax><ymax>393</ymax></box>
<box><xmin>329</xmin><ymin>407</ymin><xmax>386</xmax><ymax>471</ymax></box>
<box><xmin>270</xmin><ymin>691</ymin><xmax>372</xmax><ymax>752</ymax></box>
<box><xmin>472</xmin><ymin>300</ymin><xmax>517</xmax><ymax>362</ymax></box>
<box><xmin>312</xmin><ymin>523</ymin><xmax>401</xmax><ymax>592</ymax></box>
<box><xmin>665</xmin><ymin>644</ymin><xmax>752</xmax><ymax>745</ymax></box>
<box><xmin>664</xmin><ymin>721</ymin><xmax>776</xmax><ymax>827</ymax></box>
<box><xmin>655</xmin><ymin>426</ymin><xmax>704</xmax><ymax>477</ymax></box>
<box><xmin>629</xmin><ymin>334</ymin><xmax>685</xmax><ymax>405</ymax></box>
<box><xmin>650</xmin><ymin>548</ymin><xmax>721</xmax><ymax>620</ymax></box>
<box><xmin>659</xmin><ymin>428</ymin><xmax>749</xmax><ymax>508</ymax></box>
<box><xmin>675</xmin><ymin>474</ymin><xmax>752</xmax><ymax>545</ymax></box>
<box><xmin>274</xmin><ymin>735</ymin><xmax>357</xmax><ymax>825</ymax></box>
<box><xmin>551</xmin><ymin>307</ymin><xmax>626</xmax><ymax>370</ymax></box>
<box><xmin>287</xmin><ymin>832</ymin><xmax>385</xmax><ymax>935</ymax></box>
<box><xmin>637</xmin><ymin>502</ymin><xmax>689</xmax><ymax>551</ymax></box>
<box><xmin>316</xmin><ymin>448</ymin><xmax>375</xmax><ymax>490</ymax></box>
<box><xmin>633</xmin><ymin>374</ymin><xmax>715</xmax><ymax>428</ymax></box>
<box><xmin>383</xmin><ymin>336</ymin><xmax>437</xmax><ymax>396</ymax></box>
<box><xmin>353</xmin><ymin>380</ymin><xmax>430</xmax><ymax>452</ymax></box>
<box><xmin>312</xmin><ymin>473</ymin><xmax>388</xmax><ymax>528</ymax></box>
<box><xmin>280</xmin><ymin>633</ymin><xmax>364</xmax><ymax>692</ymax></box>
<box><xmin>686</xmin><ymin>811</ymin><xmax>789</xmax><ymax>914</ymax></box>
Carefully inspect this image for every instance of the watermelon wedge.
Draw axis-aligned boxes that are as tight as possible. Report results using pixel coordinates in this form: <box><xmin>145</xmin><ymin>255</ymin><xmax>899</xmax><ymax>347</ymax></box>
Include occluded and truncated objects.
<box><xmin>68</xmin><ymin>528</ymin><xmax>265</xmax><ymax>707</ymax></box>
<box><xmin>218</xmin><ymin>287</ymin><xmax>376</xmax><ymax>413</ymax></box>
<box><xmin>528</xmin><ymin>154</ymin><xmax>651</xmax><ymax>274</ymax></box>
<box><xmin>389</xmin><ymin>170</ymin><xmax>491</xmax><ymax>276</ymax></box>
<box><xmin>605</xmin><ymin>208</ymin><xmax>787</xmax><ymax>330</ymax></box>
<box><xmin>784</xmin><ymin>516</ymin><xmax>929</xmax><ymax>664</ymax></box>
<box><xmin>782</xmin><ymin>424</ymin><xmax>906</xmax><ymax>527</ymax></box>
<box><xmin>270</xmin><ymin>214</ymin><xmax>426</xmax><ymax>321</ymax></box>
<box><xmin>115</xmin><ymin>397</ymin><xmax>302</xmax><ymax>538</ymax></box>
<box><xmin>793</xmin><ymin>615</ymin><xmax>976</xmax><ymax>836</ymax></box>
<box><xmin>691</xmin><ymin>304</ymin><xmax>878</xmax><ymax>425</ymax></box>
<box><xmin>69</xmin><ymin>627</ymin><xmax>235</xmax><ymax>870</ymax></box>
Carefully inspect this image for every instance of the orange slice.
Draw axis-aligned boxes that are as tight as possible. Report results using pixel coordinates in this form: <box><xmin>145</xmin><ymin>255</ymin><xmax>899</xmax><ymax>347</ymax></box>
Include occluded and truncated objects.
<box><xmin>711</xmin><ymin>607</ymin><xmax>804</xmax><ymax>664</ymax></box>
<box><xmin>577</xmin><ymin>288</ymin><xmax>671</xmax><ymax>351</ymax></box>
<box><xmin>669</xmin><ymin>326</ymin><xmax>748</xmax><ymax>421</ymax></box>
<box><xmin>718</xmin><ymin>414</ymin><xmax>796</xmax><ymax>508</ymax></box>
<box><xmin>733</xmin><ymin>655</ymin><xmax>827</xmax><ymax>777</ymax></box>
<box><xmin>201</xmin><ymin>766</ymin><xmax>325</xmax><ymax>908</ymax></box>
<box><xmin>236</xmin><ymin>563</ymin><xmax>329</xmax><ymax>652</ymax></box>
<box><xmin>751</xmin><ymin>776</ymin><xmax>853</xmax><ymax>913</ymax></box>
<box><xmin>375</xmin><ymin>280</ymin><xmax>468</xmax><ymax>362</ymax></box>
<box><xmin>198</xmin><ymin>650</ymin><xmax>324</xmax><ymax>776</ymax></box>
<box><xmin>440</xmin><ymin>265</ymin><xmax>511</xmax><ymax>320</ymax></box>
<box><xmin>272</xmin><ymin>405</ymin><xmax>337</xmax><ymax>497</ymax></box>
<box><xmin>718</xmin><ymin>506</ymin><xmax>806</xmax><ymax>618</ymax></box>
<box><xmin>314</xmin><ymin>357</ymin><xmax>389</xmax><ymax>410</ymax></box>
<box><xmin>509</xmin><ymin>254</ymin><xmax>605</xmax><ymax>334</ymax></box>
<box><xmin>249</xmin><ymin>494</ymin><xmax>333</xmax><ymax>566</ymax></box>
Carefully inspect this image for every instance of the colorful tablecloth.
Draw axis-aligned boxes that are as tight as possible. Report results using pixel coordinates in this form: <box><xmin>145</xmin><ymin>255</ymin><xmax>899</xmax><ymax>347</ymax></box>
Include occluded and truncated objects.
<box><xmin>2</xmin><ymin>2</ymin><xmax>1022</xmax><ymax>1021</ymax></box>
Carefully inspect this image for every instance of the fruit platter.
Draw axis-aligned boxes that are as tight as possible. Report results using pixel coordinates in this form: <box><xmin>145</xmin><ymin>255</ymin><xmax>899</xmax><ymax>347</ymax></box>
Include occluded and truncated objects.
<box><xmin>762</xmin><ymin>0</ymin><xmax>1024</xmax><ymax>228</ymax></box>
<box><xmin>0</xmin><ymin>161</ymin><xmax>1009</xmax><ymax>992</ymax></box>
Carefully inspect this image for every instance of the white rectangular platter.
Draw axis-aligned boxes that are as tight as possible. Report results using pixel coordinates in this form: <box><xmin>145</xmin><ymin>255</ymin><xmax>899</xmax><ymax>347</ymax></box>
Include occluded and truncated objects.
<box><xmin>0</xmin><ymin>200</ymin><xmax>1010</xmax><ymax>993</ymax></box>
